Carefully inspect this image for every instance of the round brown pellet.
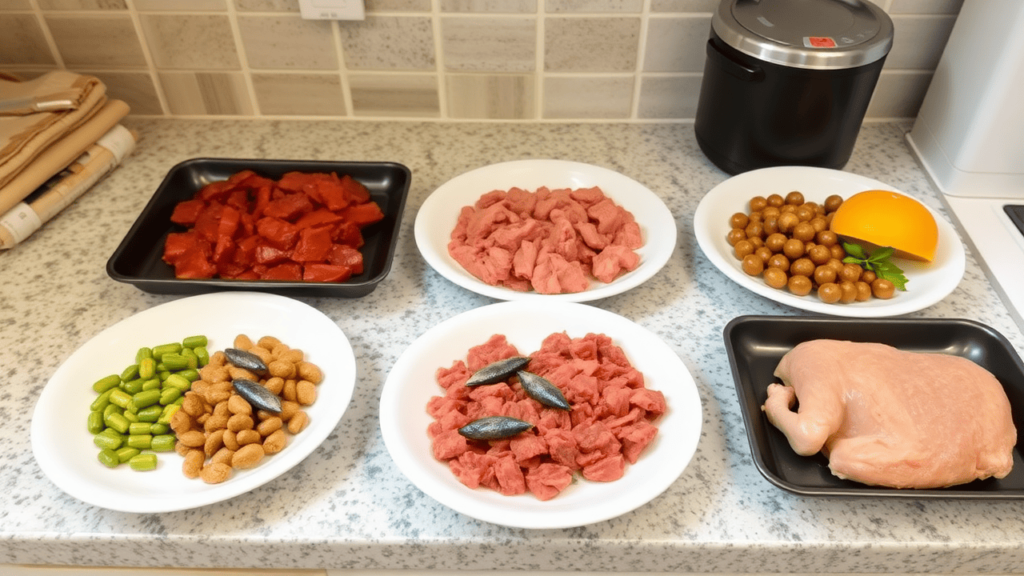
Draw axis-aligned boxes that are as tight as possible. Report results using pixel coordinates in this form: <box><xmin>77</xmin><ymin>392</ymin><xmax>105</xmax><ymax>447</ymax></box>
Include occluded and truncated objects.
<box><xmin>763</xmin><ymin>267</ymin><xmax>788</xmax><ymax>289</ymax></box>
<box><xmin>227</xmin><ymin>413</ymin><xmax>254</xmax><ymax>432</ymax></box>
<box><xmin>734</xmin><ymin>239</ymin><xmax>755</xmax><ymax>260</ymax></box>
<box><xmin>200</xmin><ymin>462</ymin><xmax>232</xmax><ymax>484</ymax></box>
<box><xmin>263</xmin><ymin>429</ymin><xmax>287</xmax><ymax>455</ymax></box>
<box><xmin>204</xmin><ymin>429</ymin><xmax>225</xmax><ymax>457</ymax></box>
<box><xmin>282</xmin><ymin>379</ymin><xmax>298</xmax><ymax>402</ymax></box>
<box><xmin>233</xmin><ymin>334</ymin><xmax>254</xmax><ymax>351</ymax></box>
<box><xmin>181</xmin><ymin>393</ymin><xmax>205</xmax><ymax>417</ymax></box>
<box><xmin>257</xmin><ymin>336</ymin><xmax>282</xmax><ymax>350</ymax></box>
<box><xmin>232</xmin><ymin>444</ymin><xmax>265</xmax><ymax>470</ymax></box>
<box><xmin>178</xmin><ymin>430</ymin><xmax>206</xmax><ymax>448</ymax></box>
<box><xmin>210</xmin><ymin>447</ymin><xmax>235</xmax><ymax>467</ymax></box>
<box><xmin>287</xmin><ymin>411</ymin><xmax>309</xmax><ymax>434</ymax></box>
<box><xmin>169</xmin><ymin>410</ymin><xmax>193</xmax><ymax>435</ymax></box>
<box><xmin>257</xmin><ymin>417</ymin><xmax>283</xmax><ymax>437</ymax></box>
<box><xmin>264</xmin><ymin>376</ymin><xmax>285</xmax><ymax>395</ymax></box>
<box><xmin>296</xmin><ymin>380</ymin><xmax>317</xmax><ymax>406</ymax></box>
<box><xmin>228</xmin><ymin>394</ymin><xmax>252</xmax><ymax>416</ymax></box>
<box><xmin>203</xmin><ymin>413</ymin><xmax>228</xmax><ymax>433</ymax></box>
<box><xmin>222</xmin><ymin>429</ymin><xmax>240</xmax><ymax>451</ymax></box>
<box><xmin>183</xmin><ymin>450</ymin><xmax>204</xmax><ymax>479</ymax></box>
<box><xmin>236</xmin><ymin>429</ymin><xmax>262</xmax><ymax>446</ymax></box>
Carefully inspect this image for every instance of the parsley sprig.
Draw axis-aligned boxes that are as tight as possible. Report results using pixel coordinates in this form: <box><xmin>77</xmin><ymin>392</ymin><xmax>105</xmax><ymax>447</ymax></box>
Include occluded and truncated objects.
<box><xmin>842</xmin><ymin>242</ymin><xmax>909</xmax><ymax>291</ymax></box>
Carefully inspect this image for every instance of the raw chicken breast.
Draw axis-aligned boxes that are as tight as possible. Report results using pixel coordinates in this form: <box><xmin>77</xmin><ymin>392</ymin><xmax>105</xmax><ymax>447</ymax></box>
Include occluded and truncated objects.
<box><xmin>762</xmin><ymin>339</ymin><xmax>1016</xmax><ymax>489</ymax></box>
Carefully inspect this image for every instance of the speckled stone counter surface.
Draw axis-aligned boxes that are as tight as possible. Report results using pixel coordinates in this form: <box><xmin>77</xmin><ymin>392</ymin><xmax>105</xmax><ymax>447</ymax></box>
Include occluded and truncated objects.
<box><xmin>2</xmin><ymin>120</ymin><xmax>1023</xmax><ymax>573</ymax></box>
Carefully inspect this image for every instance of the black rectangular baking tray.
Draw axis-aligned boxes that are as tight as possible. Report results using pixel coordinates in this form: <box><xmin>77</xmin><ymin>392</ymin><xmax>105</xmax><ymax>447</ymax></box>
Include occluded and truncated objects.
<box><xmin>107</xmin><ymin>158</ymin><xmax>411</xmax><ymax>298</ymax></box>
<box><xmin>723</xmin><ymin>315</ymin><xmax>1024</xmax><ymax>498</ymax></box>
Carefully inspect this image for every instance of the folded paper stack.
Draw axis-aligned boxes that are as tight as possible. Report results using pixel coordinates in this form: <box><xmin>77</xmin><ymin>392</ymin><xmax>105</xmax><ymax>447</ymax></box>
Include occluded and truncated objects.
<box><xmin>0</xmin><ymin>71</ymin><xmax>137</xmax><ymax>249</ymax></box>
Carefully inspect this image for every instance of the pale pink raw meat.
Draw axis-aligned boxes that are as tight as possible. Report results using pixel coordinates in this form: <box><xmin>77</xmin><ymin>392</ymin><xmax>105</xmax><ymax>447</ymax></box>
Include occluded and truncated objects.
<box><xmin>763</xmin><ymin>339</ymin><xmax>1016</xmax><ymax>489</ymax></box>
<box><xmin>447</xmin><ymin>186</ymin><xmax>643</xmax><ymax>293</ymax></box>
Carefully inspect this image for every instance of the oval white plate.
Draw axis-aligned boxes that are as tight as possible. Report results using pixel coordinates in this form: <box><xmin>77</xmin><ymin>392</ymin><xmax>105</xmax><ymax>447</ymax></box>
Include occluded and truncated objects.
<box><xmin>30</xmin><ymin>292</ymin><xmax>356</xmax><ymax>513</ymax></box>
<box><xmin>379</xmin><ymin>301</ymin><xmax>703</xmax><ymax>529</ymax></box>
<box><xmin>693</xmin><ymin>166</ymin><xmax>966</xmax><ymax>318</ymax></box>
<box><xmin>414</xmin><ymin>159</ymin><xmax>677</xmax><ymax>302</ymax></box>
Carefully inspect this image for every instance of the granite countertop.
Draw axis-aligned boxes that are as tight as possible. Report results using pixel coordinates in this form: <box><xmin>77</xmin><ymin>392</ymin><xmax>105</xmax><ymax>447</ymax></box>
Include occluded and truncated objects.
<box><xmin>2</xmin><ymin>120</ymin><xmax>1023</xmax><ymax>573</ymax></box>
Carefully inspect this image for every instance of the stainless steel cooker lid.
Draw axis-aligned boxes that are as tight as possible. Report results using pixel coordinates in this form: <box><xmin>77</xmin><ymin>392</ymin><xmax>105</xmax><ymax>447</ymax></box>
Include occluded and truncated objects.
<box><xmin>712</xmin><ymin>0</ymin><xmax>894</xmax><ymax>70</ymax></box>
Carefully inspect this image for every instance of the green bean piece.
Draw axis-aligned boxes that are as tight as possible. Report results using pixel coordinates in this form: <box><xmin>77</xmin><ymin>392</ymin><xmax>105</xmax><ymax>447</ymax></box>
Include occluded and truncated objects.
<box><xmin>133</xmin><ymin>389</ymin><xmax>161</xmax><ymax>409</ymax></box>
<box><xmin>103</xmin><ymin>403</ymin><xmax>122</xmax><ymax>419</ymax></box>
<box><xmin>157</xmin><ymin>370</ymin><xmax>171</xmax><ymax>381</ymax></box>
<box><xmin>108</xmin><ymin>388</ymin><xmax>131</xmax><ymax>409</ymax></box>
<box><xmin>97</xmin><ymin>449</ymin><xmax>120</xmax><ymax>468</ymax></box>
<box><xmin>122</xmin><ymin>378</ymin><xmax>145</xmax><ymax>395</ymax></box>
<box><xmin>136</xmin><ymin>405</ymin><xmax>162</xmax><ymax>422</ymax></box>
<box><xmin>115</xmin><ymin>446</ymin><xmax>140</xmax><ymax>463</ymax></box>
<box><xmin>141</xmin><ymin>378</ymin><xmax>161</xmax><ymax>392</ymax></box>
<box><xmin>87</xmin><ymin>411</ymin><xmax>105</xmax><ymax>435</ymax></box>
<box><xmin>122</xmin><ymin>410</ymin><xmax>140</xmax><ymax>423</ymax></box>
<box><xmin>91</xmin><ymin>374</ymin><xmax>121</xmax><ymax>394</ymax></box>
<box><xmin>151</xmin><ymin>434</ymin><xmax>176</xmax><ymax>452</ymax></box>
<box><xmin>127</xmin><ymin>434</ymin><xmax>152</xmax><ymax>450</ymax></box>
<box><xmin>104</xmin><ymin>412</ymin><xmax>130</xmax><ymax>434</ymax></box>
<box><xmin>182</xmin><ymin>335</ymin><xmax>208</xmax><ymax>349</ymax></box>
<box><xmin>128</xmin><ymin>453</ymin><xmax>158</xmax><ymax>471</ymax></box>
<box><xmin>90</xmin><ymin>388</ymin><xmax>114</xmax><ymax>412</ymax></box>
<box><xmin>163</xmin><ymin>373</ymin><xmax>191</xmax><ymax>392</ymax></box>
<box><xmin>192</xmin><ymin>347</ymin><xmax>210</xmax><ymax>367</ymax></box>
<box><xmin>177</xmin><ymin>368</ymin><xmax>200</xmax><ymax>382</ymax></box>
<box><xmin>138</xmin><ymin>357</ymin><xmax>156</xmax><ymax>380</ymax></box>
<box><xmin>152</xmin><ymin>343</ymin><xmax>182</xmax><ymax>361</ymax></box>
<box><xmin>128</xmin><ymin>422</ymin><xmax>152</xmax><ymax>435</ymax></box>
<box><xmin>135</xmin><ymin>346</ymin><xmax>153</xmax><ymax>363</ymax></box>
<box><xmin>125</xmin><ymin>399</ymin><xmax>138</xmax><ymax>414</ymax></box>
<box><xmin>157</xmin><ymin>404</ymin><xmax>180</xmax><ymax>425</ymax></box>
<box><xmin>159</xmin><ymin>387</ymin><xmax>181</xmax><ymax>406</ymax></box>
<box><xmin>150</xmin><ymin>422</ymin><xmax>170</xmax><ymax>435</ymax></box>
<box><xmin>160</xmin><ymin>354</ymin><xmax>189</xmax><ymax>371</ymax></box>
<box><xmin>93</xmin><ymin>432</ymin><xmax>122</xmax><ymax>451</ymax></box>
<box><xmin>120</xmin><ymin>364</ymin><xmax>139</xmax><ymax>382</ymax></box>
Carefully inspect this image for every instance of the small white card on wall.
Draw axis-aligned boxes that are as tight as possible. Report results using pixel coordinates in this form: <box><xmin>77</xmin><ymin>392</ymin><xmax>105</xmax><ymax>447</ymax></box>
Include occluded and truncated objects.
<box><xmin>298</xmin><ymin>0</ymin><xmax>365</xmax><ymax>21</ymax></box>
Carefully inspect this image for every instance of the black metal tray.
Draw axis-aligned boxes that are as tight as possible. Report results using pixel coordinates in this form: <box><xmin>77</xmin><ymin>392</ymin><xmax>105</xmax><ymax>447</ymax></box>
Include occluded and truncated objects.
<box><xmin>723</xmin><ymin>315</ymin><xmax>1024</xmax><ymax>498</ymax></box>
<box><xmin>107</xmin><ymin>158</ymin><xmax>410</xmax><ymax>298</ymax></box>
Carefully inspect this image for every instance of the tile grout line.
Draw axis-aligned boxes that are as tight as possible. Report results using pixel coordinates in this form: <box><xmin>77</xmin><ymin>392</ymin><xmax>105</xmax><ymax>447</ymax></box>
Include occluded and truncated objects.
<box><xmin>224</xmin><ymin>1</ymin><xmax>261</xmax><ymax>117</ymax></box>
<box><xmin>535</xmin><ymin>0</ymin><xmax>544</xmax><ymax>120</ymax></box>
<box><xmin>331</xmin><ymin>18</ymin><xmax>353</xmax><ymax>118</ymax></box>
<box><xmin>631</xmin><ymin>0</ymin><xmax>652</xmax><ymax>121</ymax></box>
<box><xmin>124</xmin><ymin>0</ymin><xmax>171</xmax><ymax>116</ymax></box>
<box><xmin>28</xmin><ymin>0</ymin><xmax>66</xmax><ymax>71</ymax></box>
<box><xmin>431</xmin><ymin>0</ymin><xmax>448</xmax><ymax>119</ymax></box>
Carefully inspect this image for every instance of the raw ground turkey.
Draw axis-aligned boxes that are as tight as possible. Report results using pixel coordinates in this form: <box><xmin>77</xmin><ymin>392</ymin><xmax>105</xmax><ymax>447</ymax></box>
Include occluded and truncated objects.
<box><xmin>428</xmin><ymin>333</ymin><xmax>666</xmax><ymax>501</ymax></box>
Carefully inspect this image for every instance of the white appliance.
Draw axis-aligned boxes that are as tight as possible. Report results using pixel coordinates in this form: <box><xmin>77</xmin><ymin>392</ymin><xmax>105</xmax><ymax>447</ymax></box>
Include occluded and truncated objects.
<box><xmin>906</xmin><ymin>0</ymin><xmax>1024</xmax><ymax>330</ymax></box>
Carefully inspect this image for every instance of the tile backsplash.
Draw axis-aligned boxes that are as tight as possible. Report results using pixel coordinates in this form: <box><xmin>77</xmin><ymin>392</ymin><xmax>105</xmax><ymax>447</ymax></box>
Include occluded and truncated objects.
<box><xmin>0</xmin><ymin>0</ymin><xmax>962</xmax><ymax>121</ymax></box>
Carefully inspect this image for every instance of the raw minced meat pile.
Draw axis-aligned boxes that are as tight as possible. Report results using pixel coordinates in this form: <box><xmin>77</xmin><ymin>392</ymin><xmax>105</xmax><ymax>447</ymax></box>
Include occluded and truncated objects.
<box><xmin>447</xmin><ymin>186</ymin><xmax>644</xmax><ymax>294</ymax></box>
<box><xmin>427</xmin><ymin>332</ymin><xmax>666</xmax><ymax>501</ymax></box>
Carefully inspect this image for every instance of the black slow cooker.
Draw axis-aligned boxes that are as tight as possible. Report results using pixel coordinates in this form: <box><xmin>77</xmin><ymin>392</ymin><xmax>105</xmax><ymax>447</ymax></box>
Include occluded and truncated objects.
<box><xmin>694</xmin><ymin>0</ymin><xmax>894</xmax><ymax>175</ymax></box>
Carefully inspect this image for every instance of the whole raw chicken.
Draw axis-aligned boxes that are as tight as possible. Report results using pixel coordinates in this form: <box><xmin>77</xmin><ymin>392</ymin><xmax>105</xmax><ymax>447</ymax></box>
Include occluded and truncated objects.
<box><xmin>762</xmin><ymin>339</ymin><xmax>1016</xmax><ymax>489</ymax></box>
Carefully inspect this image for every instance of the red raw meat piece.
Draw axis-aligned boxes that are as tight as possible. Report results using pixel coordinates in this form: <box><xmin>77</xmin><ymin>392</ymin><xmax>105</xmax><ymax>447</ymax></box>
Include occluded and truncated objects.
<box><xmin>172</xmin><ymin>248</ymin><xmax>216</xmax><ymax>279</ymax></box>
<box><xmin>619</xmin><ymin>421</ymin><xmax>658</xmax><ymax>464</ymax></box>
<box><xmin>432</xmin><ymin>429</ymin><xmax>470</xmax><ymax>460</ymax></box>
<box><xmin>198</xmin><ymin>180</ymin><xmax>234</xmax><ymax>203</ymax></box>
<box><xmin>450</xmin><ymin>451</ymin><xmax>498</xmax><ymax>490</ymax></box>
<box><xmin>295</xmin><ymin>208</ymin><xmax>343</xmax><ymax>230</ymax></box>
<box><xmin>327</xmin><ymin>244</ymin><xmax>364</xmax><ymax>275</ymax></box>
<box><xmin>302</xmin><ymin>263</ymin><xmax>353</xmax><ymax>283</ymax></box>
<box><xmin>256</xmin><ymin>217</ymin><xmax>299</xmax><ymax>250</ymax></box>
<box><xmin>193</xmin><ymin>202</ymin><xmax>225</xmax><ymax>243</ymax></box>
<box><xmin>466</xmin><ymin>334</ymin><xmax>521</xmax><ymax>371</ymax></box>
<box><xmin>254</xmin><ymin>244</ymin><xmax>291</xmax><ymax>266</ymax></box>
<box><xmin>263</xmin><ymin>192</ymin><xmax>314</xmax><ymax>221</ymax></box>
<box><xmin>581</xmin><ymin>453</ymin><xmax>625</xmax><ymax>482</ymax></box>
<box><xmin>494</xmin><ymin>454</ymin><xmax>528</xmax><ymax>496</ymax></box>
<box><xmin>170</xmin><ymin>199</ymin><xmax>205</xmax><ymax>225</ymax></box>
<box><xmin>260</xmin><ymin>262</ymin><xmax>302</xmax><ymax>281</ymax></box>
<box><xmin>163</xmin><ymin>231</ymin><xmax>209</xmax><ymax>263</ymax></box>
<box><xmin>342</xmin><ymin>202</ymin><xmax>385</xmax><ymax>228</ymax></box>
<box><xmin>291</xmin><ymin>226</ymin><xmax>333</xmax><ymax>263</ymax></box>
<box><xmin>524</xmin><ymin>463</ymin><xmax>573</xmax><ymax>501</ymax></box>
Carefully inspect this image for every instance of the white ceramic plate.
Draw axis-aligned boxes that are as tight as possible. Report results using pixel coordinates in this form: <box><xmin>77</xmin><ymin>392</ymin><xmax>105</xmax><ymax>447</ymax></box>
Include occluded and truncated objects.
<box><xmin>379</xmin><ymin>301</ymin><xmax>702</xmax><ymax>529</ymax></box>
<box><xmin>414</xmin><ymin>159</ymin><xmax>677</xmax><ymax>302</ymax></box>
<box><xmin>693</xmin><ymin>166</ymin><xmax>966</xmax><ymax>317</ymax></box>
<box><xmin>30</xmin><ymin>292</ymin><xmax>356</xmax><ymax>513</ymax></box>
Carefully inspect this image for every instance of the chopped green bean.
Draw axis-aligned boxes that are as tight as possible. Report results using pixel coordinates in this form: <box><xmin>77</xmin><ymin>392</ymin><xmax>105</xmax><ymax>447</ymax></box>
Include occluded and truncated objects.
<box><xmin>135</xmin><ymin>347</ymin><xmax>153</xmax><ymax>364</ymax></box>
<box><xmin>116</xmin><ymin>446</ymin><xmax>140</xmax><ymax>463</ymax></box>
<box><xmin>128</xmin><ymin>422</ymin><xmax>152</xmax><ymax>435</ymax></box>
<box><xmin>136</xmin><ymin>405</ymin><xmax>162</xmax><ymax>422</ymax></box>
<box><xmin>92</xmin><ymin>374</ymin><xmax>121</xmax><ymax>394</ymax></box>
<box><xmin>104</xmin><ymin>412</ymin><xmax>130</xmax><ymax>434</ymax></box>
<box><xmin>87</xmin><ymin>411</ymin><xmax>105</xmax><ymax>435</ymax></box>
<box><xmin>182</xmin><ymin>335</ymin><xmax>207</xmax><ymax>348</ymax></box>
<box><xmin>93</xmin><ymin>432</ymin><xmax>122</xmax><ymax>451</ymax></box>
<box><xmin>90</xmin><ymin>388</ymin><xmax>114</xmax><ymax>412</ymax></box>
<box><xmin>127</xmin><ymin>434</ymin><xmax>152</xmax><ymax>450</ymax></box>
<box><xmin>128</xmin><ymin>453</ymin><xmax>157</xmax><ymax>471</ymax></box>
<box><xmin>120</xmin><ymin>364</ymin><xmax>139</xmax><ymax>382</ymax></box>
<box><xmin>151</xmin><ymin>434</ymin><xmax>176</xmax><ymax>452</ymax></box>
<box><xmin>97</xmin><ymin>449</ymin><xmax>120</xmax><ymax>468</ymax></box>
<box><xmin>138</xmin><ymin>357</ymin><xmax>156</xmax><ymax>380</ymax></box>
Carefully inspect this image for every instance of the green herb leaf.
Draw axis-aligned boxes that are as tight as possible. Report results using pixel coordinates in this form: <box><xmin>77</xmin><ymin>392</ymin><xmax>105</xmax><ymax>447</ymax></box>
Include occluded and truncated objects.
<box><xmin>840</xmin><ymin>242</ymin><xmax>909</xmax><ymax>292</ymax></box>
<box><xmin>842</xmin><ymin>242</ymin><xmax>866</xmax><ymax>259</ymax></box>
<box><xmin>867</xmin><ymin>246</ymin><xmax>895</xmax><ymax>263</ymax></box>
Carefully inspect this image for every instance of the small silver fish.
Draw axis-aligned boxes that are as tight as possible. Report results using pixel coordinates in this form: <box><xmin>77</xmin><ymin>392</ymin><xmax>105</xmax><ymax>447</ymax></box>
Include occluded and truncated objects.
<box><xmin>458</xmin><ymin>416</ymin><xmax>534</xmax><ymax>440</ymax></box>
<box><xmin>232</xmin><ymin>378</ymin><xmax>281</xmax><ymax>413</ymax></box>
<box><xmin>465</xmin><ymin>356</ymin><xmax>531</xmax><ymax>387</ymax></box>
<box><xmin>225</xmin><ymin>348</ymin><xmax>269</xmax><ymax>376</ymax></box>
<box><xmin>517</xmin><ymin>371</ymin><xmax>572</xmax><ymax>411</ymax></box>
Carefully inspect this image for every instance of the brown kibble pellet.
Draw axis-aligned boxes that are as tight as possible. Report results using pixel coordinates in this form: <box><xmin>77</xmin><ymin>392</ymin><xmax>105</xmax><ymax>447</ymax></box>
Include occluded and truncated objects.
<box><xmin>178</xmin><ymin>430</ymin><xmax>206</xmax><ymax>448</ymax></box>
<box><xmin>174</xmin><ymin>440</ymin><xmax>191</xmax><ymax>456</ymax></box>
<box><xmin>263</xmin><ymin>377</ymin><xmax>284</xmax><ymax>395</ymax></box>
<box><xmin>257</xmin><ymin>336</ymin><xmax>282</xmax><ymax>350</ymax></box>
<box><xmin>196</xmin><ymin>413</ymin><xmax>210</xmax><ymax>425</ymax></box>
<box><xmin>203</xmin><ymin>413</ymin><xmax>228</xmax><ymax>433</ymax></box>
<box><xmin>236</xmin><ymin>429</ymin><xmax>262</xmax><ymax>446</ymax></box>
<box><xmin>279</xmin><ymin>400</ymin><xmax>300</xmax><ymax>422</ymax></box>
<box><xmin>200</xmin><ymin>364</ymin><xmax>230</xmax><ymax>384</ymax></box>
<box><xmin>257</xmin><ymin>416</ymin><xmax>283</xmax><ymax>437</ymax></box>
<box><xmin>296</xmin><ymin>360</ymin><xmax>319</xmax><ymax>383</ymax></box>
<box><xmin>248</xmin><ymin>346</ymin><xmax>273</xmax><ymax>365</ymax></box>
<box><xmin>170</xmin><ymin>410</ymin><xmax>193</xmax><ymax>435</ymax></box>
<box><xmin>287</xmin><ymin>411</ymin><xmax>309</xmax><ymax>434</ymax></box>
<box><xmin>181</xmin><ymin>393</ymin><xmax>205</xmax><ymax>417</ymax></box>
<box><xmin>204</xmin><ymin>429</ymin><xmax>225</xmax><ymax>457</ymax></box>
<box><xmin>227</xmin><ymin>413</ymin><xmax>254</xmax><ymax>432</ymax></box>
<box><xmin>233</xmin><ymin>334</ymin><xmax>254</xmax><ymax>351</ymax></box>
<box><xmin>228</xmin><ymin>394</ymin><xmax>252</xmax><ymax>416</ymax></box>
<box><xmin>183</xmin><ymin>449</ymin><xmax>204</xmax><ymax>479</ymax></box>
<box><xmin>268</xmin><ymin>360</ymin><xmax>296</xmax><ymax>379</ymax></box>
<box><xmin>263</xmin><ymin>429</ymin><xmax>287</xmax><ymax>454</ymax></box>
<box><xmin>210</xmin><ymin>446</ymin><xmax>235</xmax><ymax>467</ymax></box>
<box><xmin>200</xmin><ymin>462</ymin><xmax>232</xmax><ymax>484</ymax></box>
<box><xmin>296</xmin><ymin>380</ymin><xmax>316</xmax><ymax>406</ymax></box>
<box><xmin>280</xmin><ymin>348</ymin><xmax>305</xmax><ymax>364</ymax></box>
<box><xmin>270</xmin><ymin>343</ymin><xmax>291</xmax><ymax>359</ymax></box>
<box><xmin>208</xmin><ymin>350</ymin><xmax>227</xmax><ymax>367</ymax></box>
<box><xmin>213</xmin><ymin>400</ymin><xmax>230</xmax><ymax>418</ymax></box>
<box><xmin>223</xmin><ymin>429</ymin><xmax>240</xmax><ymax>451</ymax></box>
<box><xmin>232</xmin><ymin>443</ymin><xmax>265</xmax><ymax>470</ymax></box>
<box><xmin>205</xmin><ymin>381</ymin><xmax>233</xmax><ymax>405</ymax></box>
<box><xmin>190</xmin><ymin>380</ymin><xmax>209</xmax><ymax>397</ymax></box>
<box><xmin>228</xmin><ymin>365</ymin><xmax>257</xmax><ymax>382</ymax></box>
<box><xmin>282</xmin><ymin>379</ymin><xmax>297</xmax><ymax>402</ymax></box>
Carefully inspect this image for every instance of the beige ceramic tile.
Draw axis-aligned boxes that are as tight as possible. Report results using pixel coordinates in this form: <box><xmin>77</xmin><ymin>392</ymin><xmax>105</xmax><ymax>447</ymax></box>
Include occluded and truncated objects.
<box><xmin>543</xmin><ymin>75</ymin><xmax>633</xmax><ymax>119</ymax></box>
<box><xmin>338</xmin><ymin>16</ymin><xmax>435</xmax><ymax>71</ymax></box>
<box><xmin>546</xmin><ymin>0</ymin><xmax>642</xmax><ymax>13</ymax></box>
<box><xmin>235</xmin><ymin>0</ymin><xmax>298</xmax><ymax>11</ymax></box>
<box><xmin>0</xmin><ymin>14</ymin><xmax>55</xmax><ymax>65</ymax></box>
<box><xmin>38</xmin><ymin>0</ymin><xmax>126</xmax><ymax>10</ymax></box>
<box><xmin>884</xmin><ymin>14</ymin><xmax>957</xmax><ymax>69</ymax></box>
<box><xmin>442</xmin><ymin>16</ymin><xmax>535</xmax><ymax>72</ymax></box>
<box><xmin>637</xmin><ymin>74</ymin><xmax>702</xmax><ymax>118</ymax></box>
<box><xmin>140</xmin><ymin>14</ymin><xmax>240</xmax><ymax>70</ymax></box>
<box><xmin>545</xmin><ymin>17</ymin><xmax>640</xmax><ymax>72</ymax></box>
<box><xmin>643</xmin><ymin>15</ymin><xmax>711</xmax><ymax>73</ymax></box>
<box><xmin>238</xmin><ymin>16</ymin><xmax>337</xmax><ymax>70</ymax></box>
<box><xmin>366</xmin><ymin>0</ymin><xmax>431</xmax><ymax>11</ymax></box>
<box><xmin>440</xmin><ymin>0</ymin><xmax>535</xmax><ymax>13</ymax></box>
<box><xmin>159</xmin><ymin>71</ymin><xmax>252</xmax><ymax>115</ymax></box>
<box><xmin>252</xmin><ymin>73</ymin><xmax>345</xmax><ymax>115</ymax></box>
<box><xmin>82</xmin><ymin>70</ymin><xmax>163</xmax><ymax>115</ymax></box>
<box><xmin>446</xmin><ymin>73</ymin><xmax>535</xmax><ymax>119</ymax></box>
<box><xmin>0</xmin><ymin>0</ymin><xmax>34</xmax><ymax>10</ymax></box>
<box><xmin>865</xmin><ymin>70</ymin><xmax>932</xmax><ymax>119</ymax></box>
<box><xmin>889</xmin><ymin>0</ymin><xmax>962</xmax><ymax>14</ymax></box>
<box><xmin>650</xmin><ymin>0</ymin><xmax>717</xmax><ymax>12</ymax></box>
<box><xmin>135</xmin><ymin>0</ymin><xmax>226</xmax><ymax>10</ymax></box>
<box><xmin>46</xmin><ymin>15</ymin><xmax>147</xmax><ymax>68</ymax></box>
<box><xmin>349</xmin><ymin>73</ymin><xmax>439</xmax><ymax>117</ymax></box>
